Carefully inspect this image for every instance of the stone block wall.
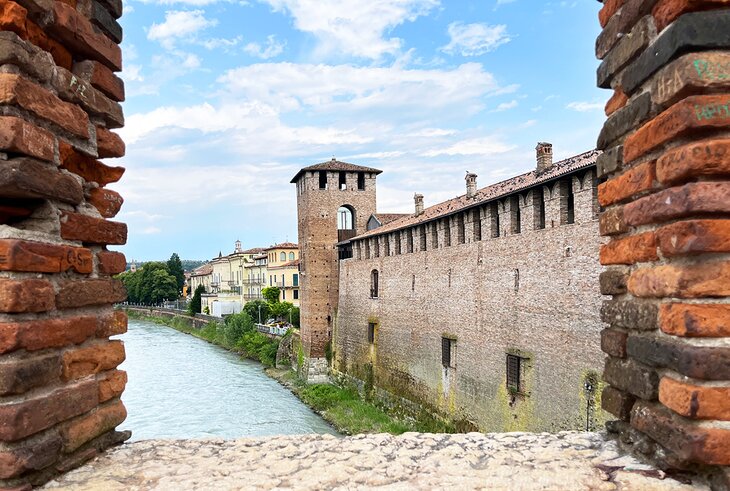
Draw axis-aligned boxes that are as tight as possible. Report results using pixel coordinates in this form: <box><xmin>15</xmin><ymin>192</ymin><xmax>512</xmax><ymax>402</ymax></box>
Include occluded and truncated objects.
<box><xmin>0</xmin><ymin>0</ymin><xmax>128</xmax><ymax>487</ymax></box>
<box><xmin>595</xmin><ymin>0</ymin><xmax>730</xmax><ymax>486</ymax></box>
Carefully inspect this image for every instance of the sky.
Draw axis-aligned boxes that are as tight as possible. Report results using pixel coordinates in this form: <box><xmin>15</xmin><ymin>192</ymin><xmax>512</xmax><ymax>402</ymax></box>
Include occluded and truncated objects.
<box><xmin>114</xmin><ymin>0</ymin><xmax>606</xmax><ymax>262</ymax></box>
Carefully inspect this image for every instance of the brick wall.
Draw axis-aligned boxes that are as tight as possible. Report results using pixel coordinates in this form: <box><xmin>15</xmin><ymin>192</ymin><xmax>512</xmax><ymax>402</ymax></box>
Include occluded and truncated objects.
<box><xmin>0</xmin><ymin>0</ymin><xmax>128</xmax><ymax>487</ymax></box>
<box><xmin>596</xmin><ymin>0</ymin><xmax>730</xmax><ymax>485</ymax></box>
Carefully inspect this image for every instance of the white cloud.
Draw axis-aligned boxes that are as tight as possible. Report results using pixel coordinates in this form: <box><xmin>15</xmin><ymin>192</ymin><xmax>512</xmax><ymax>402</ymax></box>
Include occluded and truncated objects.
<box><xmin>123</xmin><ymin>64</ymin><xmax>144</xmax><ymax>82</ymax></box>
<box><xmin>201</xmin><ymin>36</ymin><xmax>242</xmax><ymax>50</ymax></box>
<box><xmin>244</xmin><ymin>35</ymin><xmax>286</xmax><ymax>59</ymax></box>
<box><xmin>493</xmin><ymin>99</ymin><xmax>517</xmax><ymax>112</ymax></box>
<box><xmin>140</xmin><ymin>226</ymin><xmax>162</xmax><ymax>234</ymax></box>
<box><xmin>566</xmin><ymin>101</ymin><xmax>603</xmax><ymax>112</ymax></box>
<box><xmin>441</xmin><ymin>22</ymin><xmax>510</xmax><ymax>56</ymax></box>
<box><xmin>496</xmin><ymin>0</ymin><xmax>516</xmax><ymax>4</ymax></box>
<box><xmin>261</xmin><ymin>0</ymin><xmax>438</xmax><ymax>59</ymax></box>
<box><xmin>406</xmin><ymin>128</ymin><xmax>457</xmax><ymax>137</ymax></box>
<box><xmin>147</xmin><ymin>10</ymin><xmax>217</xmax><ymax>49</ymax></box>
<box><xmin>421</xmin><ymin>136</ymin><xmax>516</xmax><ymax>157</ymax></box>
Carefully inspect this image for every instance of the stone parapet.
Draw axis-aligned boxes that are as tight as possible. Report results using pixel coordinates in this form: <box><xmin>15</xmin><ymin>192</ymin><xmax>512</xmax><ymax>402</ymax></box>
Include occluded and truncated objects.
<box><xmin>596</xmin><ymin>1</ymin><xmax>730</xmax><ymax>487</ymax></box>
<box><xmin>0</xmin><ymin>0</ymin><xmax>128</xmax><ymax>487</ymax></box>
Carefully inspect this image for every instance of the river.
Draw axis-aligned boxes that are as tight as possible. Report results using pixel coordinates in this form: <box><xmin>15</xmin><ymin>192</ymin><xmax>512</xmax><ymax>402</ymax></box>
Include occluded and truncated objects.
<box><xmin>117</xmin><ymin>318</ymin><xmax>338</xmax><ymax>441</ymax></box>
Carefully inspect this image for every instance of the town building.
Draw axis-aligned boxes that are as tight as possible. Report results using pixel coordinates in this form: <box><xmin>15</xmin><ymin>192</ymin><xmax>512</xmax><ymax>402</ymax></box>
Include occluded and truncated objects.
<box><xmin>200</xmin><ymin>241</ymin><xmax>265</xmax><ymax>314</ymax></box>
<box><xmin>265</xmin><ymin>242</ymin><xmax>301</xmax><ymax>306</ymax></box>
<box><xmin>243</xmin><ymin>252</ymin><xmax>268</xmax><ymax>302</ymax></box>
<box><xmin>189</xmin><ymin>263</ymin><xmax>213</xmax><ymax>296</ymax></box>
<box><xmin>293</xmin><ymin>145</ymin><xmax>607</xmax><ymax>431</ymax></box>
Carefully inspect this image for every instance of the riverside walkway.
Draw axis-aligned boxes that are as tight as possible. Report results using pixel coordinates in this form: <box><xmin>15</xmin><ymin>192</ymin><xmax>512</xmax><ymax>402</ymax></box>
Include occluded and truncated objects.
<box><xmin>43</xmin><ymin>432</ymin><xmax>705</xmax><ymax>490</ymax></box>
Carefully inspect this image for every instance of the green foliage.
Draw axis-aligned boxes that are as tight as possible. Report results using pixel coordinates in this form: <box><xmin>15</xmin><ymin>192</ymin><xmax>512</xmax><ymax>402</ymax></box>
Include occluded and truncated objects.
<box><xmin>181</xmin><ymin>259</ymin><xmax>205</xmax><ymax>271</ymax></box>
<box><xmin>261</xmin><ymin>286</ymin><xmax>281</xmax><ymax>304</ymax></box>
<box><xmin>290</xmin><ymin>307</ymin><xmax>300</xmax><ymax>328</ymax></box>
<box><xmin>223</xmin><ymin>311</ymin><xmax>255</xmax><ymax>346</ymax></box>
<box><xmin>243</xmin><ymin>299</ymin><xmax>270</xmax><ymax>324</ymax></box>
<box><xmin>270</xmin><ymin>301</ymin><xmax>294</xmax><ymax>320</ymax></box>
<box><xmin>166</xmin><ymin>253</ymin><xmax>185</xmax><ymax>292</ymax></box>
<box><xmin>118</xmin><ymin>261</ymin><xmax>177</xmax><ymax>304</ymax></box>
<box><xmin>203</xmin><ymin>306</ymin><xmax>210</xmax><ymax>314</ymax></box>
<box><xmin>188</xmin><ymin>284</ymin><xmax>205</xmax><ymax>315</ymax></box>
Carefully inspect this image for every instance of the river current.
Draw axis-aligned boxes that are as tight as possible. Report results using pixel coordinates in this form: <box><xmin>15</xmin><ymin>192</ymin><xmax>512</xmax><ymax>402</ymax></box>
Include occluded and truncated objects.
<box><xmin>117</xmin><ymin>318</ymin><xmax>337</xmax><ymax>441</ymax></box>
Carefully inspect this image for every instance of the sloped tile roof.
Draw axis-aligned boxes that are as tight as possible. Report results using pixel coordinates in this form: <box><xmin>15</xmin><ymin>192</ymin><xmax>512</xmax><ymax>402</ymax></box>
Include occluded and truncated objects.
<box><xmin>240</xmin><ymin>247</ymin><xmax>264</xmax><ymax>254</ymax></box>
<box><xmin>265</xmin><ymin>242</ymin><xmax>299</xmax><ymax>250</ymax></box>
<box><xmin>191</xmin><ymin>263</ymin><xmax>212</xmax><ymax>276</ymax></box>
<box><xmin>355</xmin><ymin>149</ymin><xmax>600</xmax><ymax>240</ymax></box>
<box><xmin>290</xmin><ymin>158</ymin><xmax>382</xmax><ymax>183</ymax></box>
<box><xmin>269</xmin><ymin>259</ymin><xmax>300</xmax><ymax>269</ymax></box>
<box><xmin>373</xmin><ymin>213</ymin><xmax>410</xmax><ymax>225</ymax></box>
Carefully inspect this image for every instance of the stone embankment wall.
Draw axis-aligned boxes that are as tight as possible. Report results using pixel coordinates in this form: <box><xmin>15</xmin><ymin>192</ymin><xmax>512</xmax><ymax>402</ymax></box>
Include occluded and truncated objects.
<box><xmin>0</xmin><ymin>0</ymin><xmax>128</xmax><ymax>487</ymax></box>
<box><xmin>595</xmin><ymin>0</ymin><xmax>730</xmax><ymax>486</ymax></box>
<box><xmin>125</xmin><ymin>306</ymin><xmax>213</xmax><ymax>330</ymax></box>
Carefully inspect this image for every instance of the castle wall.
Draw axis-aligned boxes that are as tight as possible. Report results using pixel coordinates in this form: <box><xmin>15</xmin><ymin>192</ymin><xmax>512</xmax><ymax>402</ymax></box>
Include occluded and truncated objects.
<box><xmin>335</xmin><ymin>171</ymin><xmax>609</xmax><ymax>432</ymax></box>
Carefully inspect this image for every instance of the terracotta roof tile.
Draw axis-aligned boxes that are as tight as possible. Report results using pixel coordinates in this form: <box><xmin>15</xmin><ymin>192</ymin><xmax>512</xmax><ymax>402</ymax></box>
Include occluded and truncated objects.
<box><xmin>265</xmin><ymin>242</ymin><xmax>299</xmax><ymax>250</ymax></box>
<box><xmin>191</xmin><ymin>263</ymin><xmax>212</xmax><ymax>276</ymax></box>
<box><xmin>373</xmin><ymin>213</ymin><xmax>410</xmax><ymax>225</ymax></box>
<box><xmin>290</xmin><ymin>159</ymin><xmax>382</xmax><ymax>183</ymax></box>
<box><xmin>269</xmin><ymin>259</ymin><xmax>300</xmax><ymax>269</ymax></box>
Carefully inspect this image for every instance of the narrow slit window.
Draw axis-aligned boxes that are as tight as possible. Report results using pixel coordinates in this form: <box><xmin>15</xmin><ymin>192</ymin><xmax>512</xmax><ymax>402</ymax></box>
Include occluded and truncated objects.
<box><xmin>407</xmin><ymin>229</ymin><xmax>414</xmax><ymax>253</ymax></box>
<box><xmin>457</xmin><ymin>214</ymin><xmax>465</xmax><ymax>244</ymax></box>
<box><xmin>513</xmin><ymin>197</ymin><xmax>521</xmax><ymax>234</ymax></box>
<box><xmin>442</xmin><ymin>337</ymin><xmax>455</xmax><ymax>368</ymax></box>
<box><xmin>319</xmin><ymin>171</ymin><xmax>327</xmax><ymax>189</ymax></box>
<box><xmin>493</xmin><ymin>203</ymin><xmax>501</xmax><ymax>238</ymax></box>
<box><xmin>431</xmin><ymin>223</ymin><xmax>439</xmax><ymax>249</ymax></box>
<box><xmin>506</xmin><ymin>354</ymin><xmax>521</xmax><ymax>392</ymax></box>
<box><xmin>384</xmin><ymin>236</ymin><xmax>391</xmax><ymax>256</ymax></box>
<box><xmin>537</xmin><ymin>188</ymin><xmax>546</xmax><ymax>230</ymax></box>
<box><xmin>339</xmin><ymin>171</ymin><xmax>347</xmax><ymax>190</ymax></box>
<box><xmin>370</xmin><ymin>269</ymin><xmax>379</xmax><ymax>298</ymax></box>
<box><xmin>420</xmin><ymin>225</ymin><xmax>427</xmax><ymax>251</ymax></box>
<box><xmin>368</xmin><ymin>323</ymin><xmax>376</xmax><ymax>344</ymax></box>
<box><xmin>395</xmin><ymin>232</ymin><xmax>402</xmax><ymax>255</ymax></box>
<box><xmin>357</xmin><ymin>172</ymin><xmax>365</xmax><ymax>190</ymax></box>
<box><xmin>473</xmin><ymin>208</ymin><xmax>482</xmax><ymax>241</ymax></box>
<box><xmin>443</xmin><ymin>219</ymin><xmax>451</xmax><ymax>247</ymax></box>
<box><xmin>567</xmin><ymin>182</ymin><xmax>575</xmax><ymax>224</ymax></box>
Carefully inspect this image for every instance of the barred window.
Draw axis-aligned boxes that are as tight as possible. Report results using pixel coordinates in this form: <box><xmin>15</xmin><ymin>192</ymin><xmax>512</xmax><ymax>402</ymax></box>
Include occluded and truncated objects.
<box><xmin>368</xmin><ymin>323</ymin><xmax>376</xmax><ymax>344</ymax></box>
<box><xmin>442</xmin><ymin>337</ymin><xmax>455</xmax><ymax>368</ymax></box>
<box><xmin>506</xmin><ymin>354</ymin><xmax>521</xmax><ymax>392</ymax></box>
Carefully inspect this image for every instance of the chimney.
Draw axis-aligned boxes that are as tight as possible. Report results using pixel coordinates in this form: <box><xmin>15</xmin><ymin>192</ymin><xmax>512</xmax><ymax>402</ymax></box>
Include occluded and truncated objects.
<box><xmin>465</xmin><ymin>172</ymin><xmax>477</xmax><ymax>198</ymax></box>
<box><xmin>414</xmin><ymin>193</ymin><xmax>424</xmax><ymax>216</ymax></box>
<box><xmin>536</xmin><ymin>142</ymin><xmax>553</xmax><ymax>173</ymax></box>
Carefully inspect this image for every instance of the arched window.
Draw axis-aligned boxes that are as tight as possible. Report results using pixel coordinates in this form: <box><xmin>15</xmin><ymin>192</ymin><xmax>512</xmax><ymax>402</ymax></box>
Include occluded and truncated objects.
<box><xmin>370</xmin><ymin>269</ymin><xmax>379</xmax><ymax>298</ymax></box>
<box><xmin>337</xmin><ymin>206</ymin><xmax>354</xmax><ymax>230</ymax></box>
<box><xmin>280</xmin><ymin>252</ymin><xmax>286</xmax><ymax>261</ymax></box>
<box><xmin>289</xmin><ymin>252</ymin><xmax>295</xmax><ymax>260</ymax></box>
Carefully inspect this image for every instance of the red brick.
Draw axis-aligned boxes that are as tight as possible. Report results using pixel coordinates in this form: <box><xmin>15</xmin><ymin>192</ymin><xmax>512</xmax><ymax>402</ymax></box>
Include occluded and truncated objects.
<box><xmin>0</xmin><ymin>316</ymin><xmax>98</xmax><ymax>354</ymax></box>
<box><xmin>48</xmin><ymin>1</ymin><xmax>122</xmax><ymax>71</ymax></box>
<box><xmin>88</xmin><ymin>187</ymin><xmax>123</xmax><ymax>218</ymax></box>
<box><xmin>98</xmin><ymin>369</ymin><xmax>126</xmax><ymax>402</ymax></box>
<box><xmin>0</xmin><ymin>73</ymin><xmax>89</xmax><ymax>138</ymax></box>
<box><xmin>657</xmin><ymin>219</ymin><xmax>730</xmax><ymax>257</ymax></box>
<box><xmin>598</xmin><ymin>160</ymin><xmax>656</xmax><ymax>206</ymax></box>
<box><xmin>605</xmin><ymin>88</ymin><xmax>629</xmax><ymax>116</ymax></box>
<box><xmin>601</xmin><ymin>328</ymin><xmax>628</xmax><ymax>357</ymax></box>
<box><xmin>60</xmin><ymin>211</ymin><xmax>127</xmax><ymax>245</ymax></box>
<box><xmin>652</xmin><ymin>52</ymin><xmax>730</xmax><ymax>109</ymax></box>
<box><xmin>0</xmin><ymin>278</ymin><xmax>54</xmax><ymax>313</ymax></box>
<box><xmin>0</xmin><ymin>239</ymin><xmax>92</xmax><ymax>274</ymax></box>
<box><xmin>0</xmin><ymin>116</ymin><xmax>55</xmax><ymax>162</ymax></box>
<box><xmin>0</xmin><ymin>379</ymin><xmax>98</xmax><ymax>441</ymax></box>
<box><xmin>61</xmin><ymin>340</ymin><xmax>125</xmax><ymax>381</ymax></box>
<box><xmin>599</xmin><ymin>0</ymin><xmax>625</xmax><ymax>27</ymax></box>
<box><xmin>631</xmin><ymin>400</ymin><xmax>730</xmax><ymax>465</ymax></box>
<box><xmin>0</xmin><ymin>352</ymin><xmax>59</xmax><ymax>396</ymax></box>
<box><xmin>96</xmin><ymin>126</ymin><xmax>124</xmax><ymax>158</ymax></box>
<box><xmin>59</xmin><ymin>399</ymin><xmax>126</xmax><ymax>452</ymax></box>
<box><xmin>0</xmin><ymin>1</ymin><xmax>72</xmax><ymax>69</ymax></box>
<box><xmin>0</xmin><ymin>203</ymin><xmax>33</xmax><ymax>224</ymax></box>
<box><xmin>599</xmin><ymin>206</ymin><xmax>628</xmax><ymax>236</ymax></box>
<box><xmin>0</xmin><ymin>431</ymin><xmax>61</xmax><ymax>479</ymax></box>
<box><xmin>97</xmin><ymin>250</ymin><xmax>126</xmax><ymax>275</ymax></box>
<box><xmin>628</xmin><ymin>260</ymin><xmax>730</xmax><ymax>298</ymax></box>
<box><xmin>624</xmin><ymin>182</ymin><xmax>730</xmax><ymax>226</ymax></box>
<box><xmin>660</xmin><ymin>303</ymin><xmax>730</xmax><ymax>337</ymax></box>
<box><xmin>657</xmin><ymin>138</ymin><xmax>730</xmax><ymax>184</ymax></box>
<box><xmin>51</xmin><ymin>67</ymin><xmax>124</xmax><ymax>130</ymax></box>
<box><xmin>653</xmin><ymin>0</ymin><xmax>730</xmax><ymax>32</ymax></box>
<box><xmin>97</xmin><ymin>310</ymin><xmax>126</xmax><ymax>337</ymax></box>
<box><xmin>660</xmin><ymin>377</ymin><xmax>730</xmax><ymax>421</ymax></box>
<box><xmin>56</xmin><ymin>278</ymin><xmax>126</xmax><ymax>309</ymax></box>
<box><xmin>73</xmin><ymin>60</ymin><xmax>125</xmax><ymax>102</ymax></box>
<box><xmin>624</xmin><ymin>95</ymin><xmax>730</xmax><ymax>164</ymax></box>
<box><xmin>602</xmin><ymin>385</ymin><xmax>635</xmax><ymax>420</ymax></box>
<box><xmin>59</xmin><ymin>142</ymin><xmax>124</xmax><ymax>186</ymax></box>
<box><xmin>600</xmin><ymin>232</ymin><xmax>658</xmax><ymax>265</ymax></box>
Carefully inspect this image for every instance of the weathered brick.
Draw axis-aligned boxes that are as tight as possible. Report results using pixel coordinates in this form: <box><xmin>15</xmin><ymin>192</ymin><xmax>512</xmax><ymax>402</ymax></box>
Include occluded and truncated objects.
<box><xmin>88</xmin><ymin>187</ymin><xmax>123</xmax><ymax>218</ymax></box>
<box><xmin>0</xmin><ymin>73</ymin><xmax>89</xmax><ymax>138</ymax></box>
<box><xmin>96</xmin><ymin>126</ymin><xmax>124</xmax><ymax>158</ymax></box>
<box><xmin>625</xmin><ymin>95</ymin><xmax>730</xmax><ymax>164</ymax></box>
<box><xmin>0</xmin><ymin>379</ymin><xmax>98</xmax><ymax>441</ymax></box>
<box><xmin>98</xmin><ymin>369</ymin><xmax>126</xmax><ymax>402</ymax></box>
<box><xmin>599</xmin><ymin>0</ymin><xmax>624</xmax><ymax>28</ymax></box>
<box><xmin>604</xmin><ymin>357</ymin><xmax>659</xmax><ymax>400</ymax></box>
<box><xmin>596</xmin><ymin>0</ymin><xmax>658</xmax><ymax>59</ymax></box>
<box><xmin>657</xmin><ymin>219</ymin><xmax>730</xmax><ymax>257</ymax></box>
<box><xmin>0</xmin><ymin>431</ymin><xmax>62</xmax><ymax>479</ymax></box>
<box><xmin>624</xmin><ymin>182</ymin><xmax>730</xmax><ymax>226</ymax></box>
<box><xmin>0</xmin><ymin>315</ymin><xmax>98</xmax><ymax>354</ymax></box>
<box><xmin>0</xmin><ymin>239</ymin><xmax>92</xmax><ymax>274</ymax></box>
<box><xmin>600</xmin><ymin>268</ymin><xmax>629</xmax><ymax>295</ymax></box>
<box><xmin>657</xmin><ymin>138</ymin><xmax>730</xmax><ymax>184</ymax></box>
<box><xmin>621</xmin><ymin>10</ymin><xmax>730</xmax><ymax>94</ymax></box>
<box><xmin>90</xmin><ymin>0</ymin><xmax>121</xmax><ymax>43</ymax></box>
<box><xmin>55</xmin><ymin>278</ymin><xmax>126</xmax><ymax>309</ymax></box>
<box><xmin>0</xmin><ymin>158</ymin><xmax>82</xmax><ymax>204</ymax></box>
<box><xmin>602</xmin><ymin>385</ymin><xmax>635</xmax><ymax>420</ymax></box>
<box><xmin>605</xmin><ymin>89</ymin><xmax>628</xmax><ymax>117</ymax></box>
<box><xmin>598</xmin><ymin>160</ymin><xmax>656</xmax><ymax>206</ymax></box>
<box><xmin>631</xmin><ymin>401</ymin><xmax>730</xmax><ymax>465</ymax></box>
<box><xmin>596</xmin><ymin>92</ymin><xmax>652</xmax><ymax>150</ymax></box>
<box><xmin>0</xmin><ymin>352</ymin><xmax>59</xmax><ymax>395</ymax></box>
<box><xmin>599</xmin><ymin>206</ymin><xmax>628</xmax><ymax>236</ymax></box>
<box><xmin>599</xmin><ymin>231</ymin><xmax>658</xmax><ymax>265</ymax></box>
<box><xmin>628</xmin><ymin>260</ymin><xmax>730</xmax><ymax>298</ymax></box>
<box><xmin>660</xmin><ymin>377</ymin><xmax>730</xmax><ymax>421</ymax></box>
<box><xmin>59</xmin><ymin>399</ymin><xmax>126</xmax><ymax>453</ymax></box>
<box><xmin>0</xmin><ymin>203</ymin><xmax>34</xmax><ymax>224</ymax></box>
<box><xmin>97</xmin><ymin>0</ymin><xmax>122</xmax><ymax>19</ymax></box>
<box><xmin>52</xmin><ymin>67</ymin><xmax>124</xmax><ymax>129</ymax></box>
<box><xmin>96</xmin><ymin>250</ymin><xmax>125</xmax><ymax>275</ymax></box>
<box><xmin>652</xmin><ymin>52</ymin><xmax>730</xmax><ymax>109</ymax></box>
<box><xmin>660</xmin><ymin>303</ymin><xmax>730</xmax><ymax>338</ymax></box>
<box><xmin>61</xmin><ymin>340</ymin><xmax>125</xmax><ymax>381</ymax></box>
<box><xmin>59</xmin><ymin>142</ymin><xmax>125</xmax><ymax>186</ymax></box>
<box><xmin>0</xmin><ymin>31</ymin><xmax>54</xmax><ymax>83</ymax></box>
<box><xmin>72</xmin><ymin>60</ymin><xmax>124</xmax><ymax>102</ymax></box>
<box><xmin>596</xmin><ymin>145</ymin><xmax>623</xmax><ymax>178</ymax></box>
<box><xmin>0</xmin><ymin>278</ymin><xmax>54</xmax><ymax>313</ymax></box>
<box><xmin>0</xmin><ymin>116</ymin><xmax>55</xmax><ymax>162</ymax></box>
<box><xmin>60</xmin><ymin>211</ymin><xmax>127</xmax><ymax>245</ymax></box>
<box><xmin>628</xmin><ymin>335</ymin><xmax>730</xmax><ymax>380</ymax></box>
<box><xmin>96</xmin><ymin>310</ymin><xmax>126</xmax><ymax>337</ymax></box>
<box><xmin>597</xmin><ymin>15</ymin><xmax>654</xmax><ymax>89</ymax></box>
<box><xmin>601</xmin><ymin>328</ymin><xmax>628</xmax><ymax>358</ymax></box>
<box><xmin>653</xmin><ymin>0</ymin><xmax>730</xmax><ymax>32</ymax></box>
<box><xmin>601</xmin><ymin>299</ymin><xmax>658</xmax><ymax>331</ymax></box>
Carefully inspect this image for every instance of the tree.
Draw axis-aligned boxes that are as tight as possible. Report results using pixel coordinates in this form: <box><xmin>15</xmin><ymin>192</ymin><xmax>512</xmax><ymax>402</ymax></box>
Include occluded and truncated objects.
<box><xmin>189</xmin><ymin>284</ymin><xmax>205</xmax><ymax>315</ymax></box>
<box><xmin>270</xmin><ymin>301</ymin><xmax>294</xmax><ymax>321</ymax></box>
<box><xmin>261</xmin><ymin>286</ymin><xmax>281</xmax><ymax>304</ymax></box>
<box><xmin>290</xmin><ymin>307</ymin><xmax>300</xmax><ymax>328</ymax></box>
<box><xmin>222</xmin><ymin>311</ymin><xmax>255</xmax><ymax>346</ymax></box>
<box><xmin>243</xmin><ymin>299</ymin><xmax>271</xmax><ymax>324</ymax></box>
<box><xmin>167</xmin><ymin>253</ymin><xmax>185</xmax><ymax>293</ymax></box>
<box><xmin>147</xmin><ymin>269</ymin><xmax>178</xmax><ymax>304</ymax></box>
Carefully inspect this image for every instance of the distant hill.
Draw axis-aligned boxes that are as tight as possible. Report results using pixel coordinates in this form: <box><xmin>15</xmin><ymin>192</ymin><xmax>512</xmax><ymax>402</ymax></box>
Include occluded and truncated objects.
<box><xmin>123</xmin><ymin>259</ymin><xmax>207</xmax><ymax>272</ymax></box>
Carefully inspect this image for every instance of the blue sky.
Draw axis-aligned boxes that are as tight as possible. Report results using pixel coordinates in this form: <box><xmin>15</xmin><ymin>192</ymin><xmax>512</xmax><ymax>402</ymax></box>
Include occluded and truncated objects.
<box><xmin>114</xmin><ymin>0</ymin><xmax>606</xmax><ymax>262</ymax></box>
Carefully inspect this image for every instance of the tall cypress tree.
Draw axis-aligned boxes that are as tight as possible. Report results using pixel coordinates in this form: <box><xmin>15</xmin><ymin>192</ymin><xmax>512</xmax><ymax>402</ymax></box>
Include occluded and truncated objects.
<box><xmin>166</xmin><ymin>253</ymin><xmax>185</xmax><ymax>293</ymax></box>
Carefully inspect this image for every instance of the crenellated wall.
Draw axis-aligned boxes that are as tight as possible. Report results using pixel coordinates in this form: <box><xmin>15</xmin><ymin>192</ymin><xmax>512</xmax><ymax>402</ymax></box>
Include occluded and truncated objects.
<box><xmin>595</xmin><ymin>0</ymin><xmax>730</xmax><ymax>486</ymax></box>
<box><xmin>0</xmin><ymin>0</ymin><xmax>129</xmax><ymax>487</ymax></box>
